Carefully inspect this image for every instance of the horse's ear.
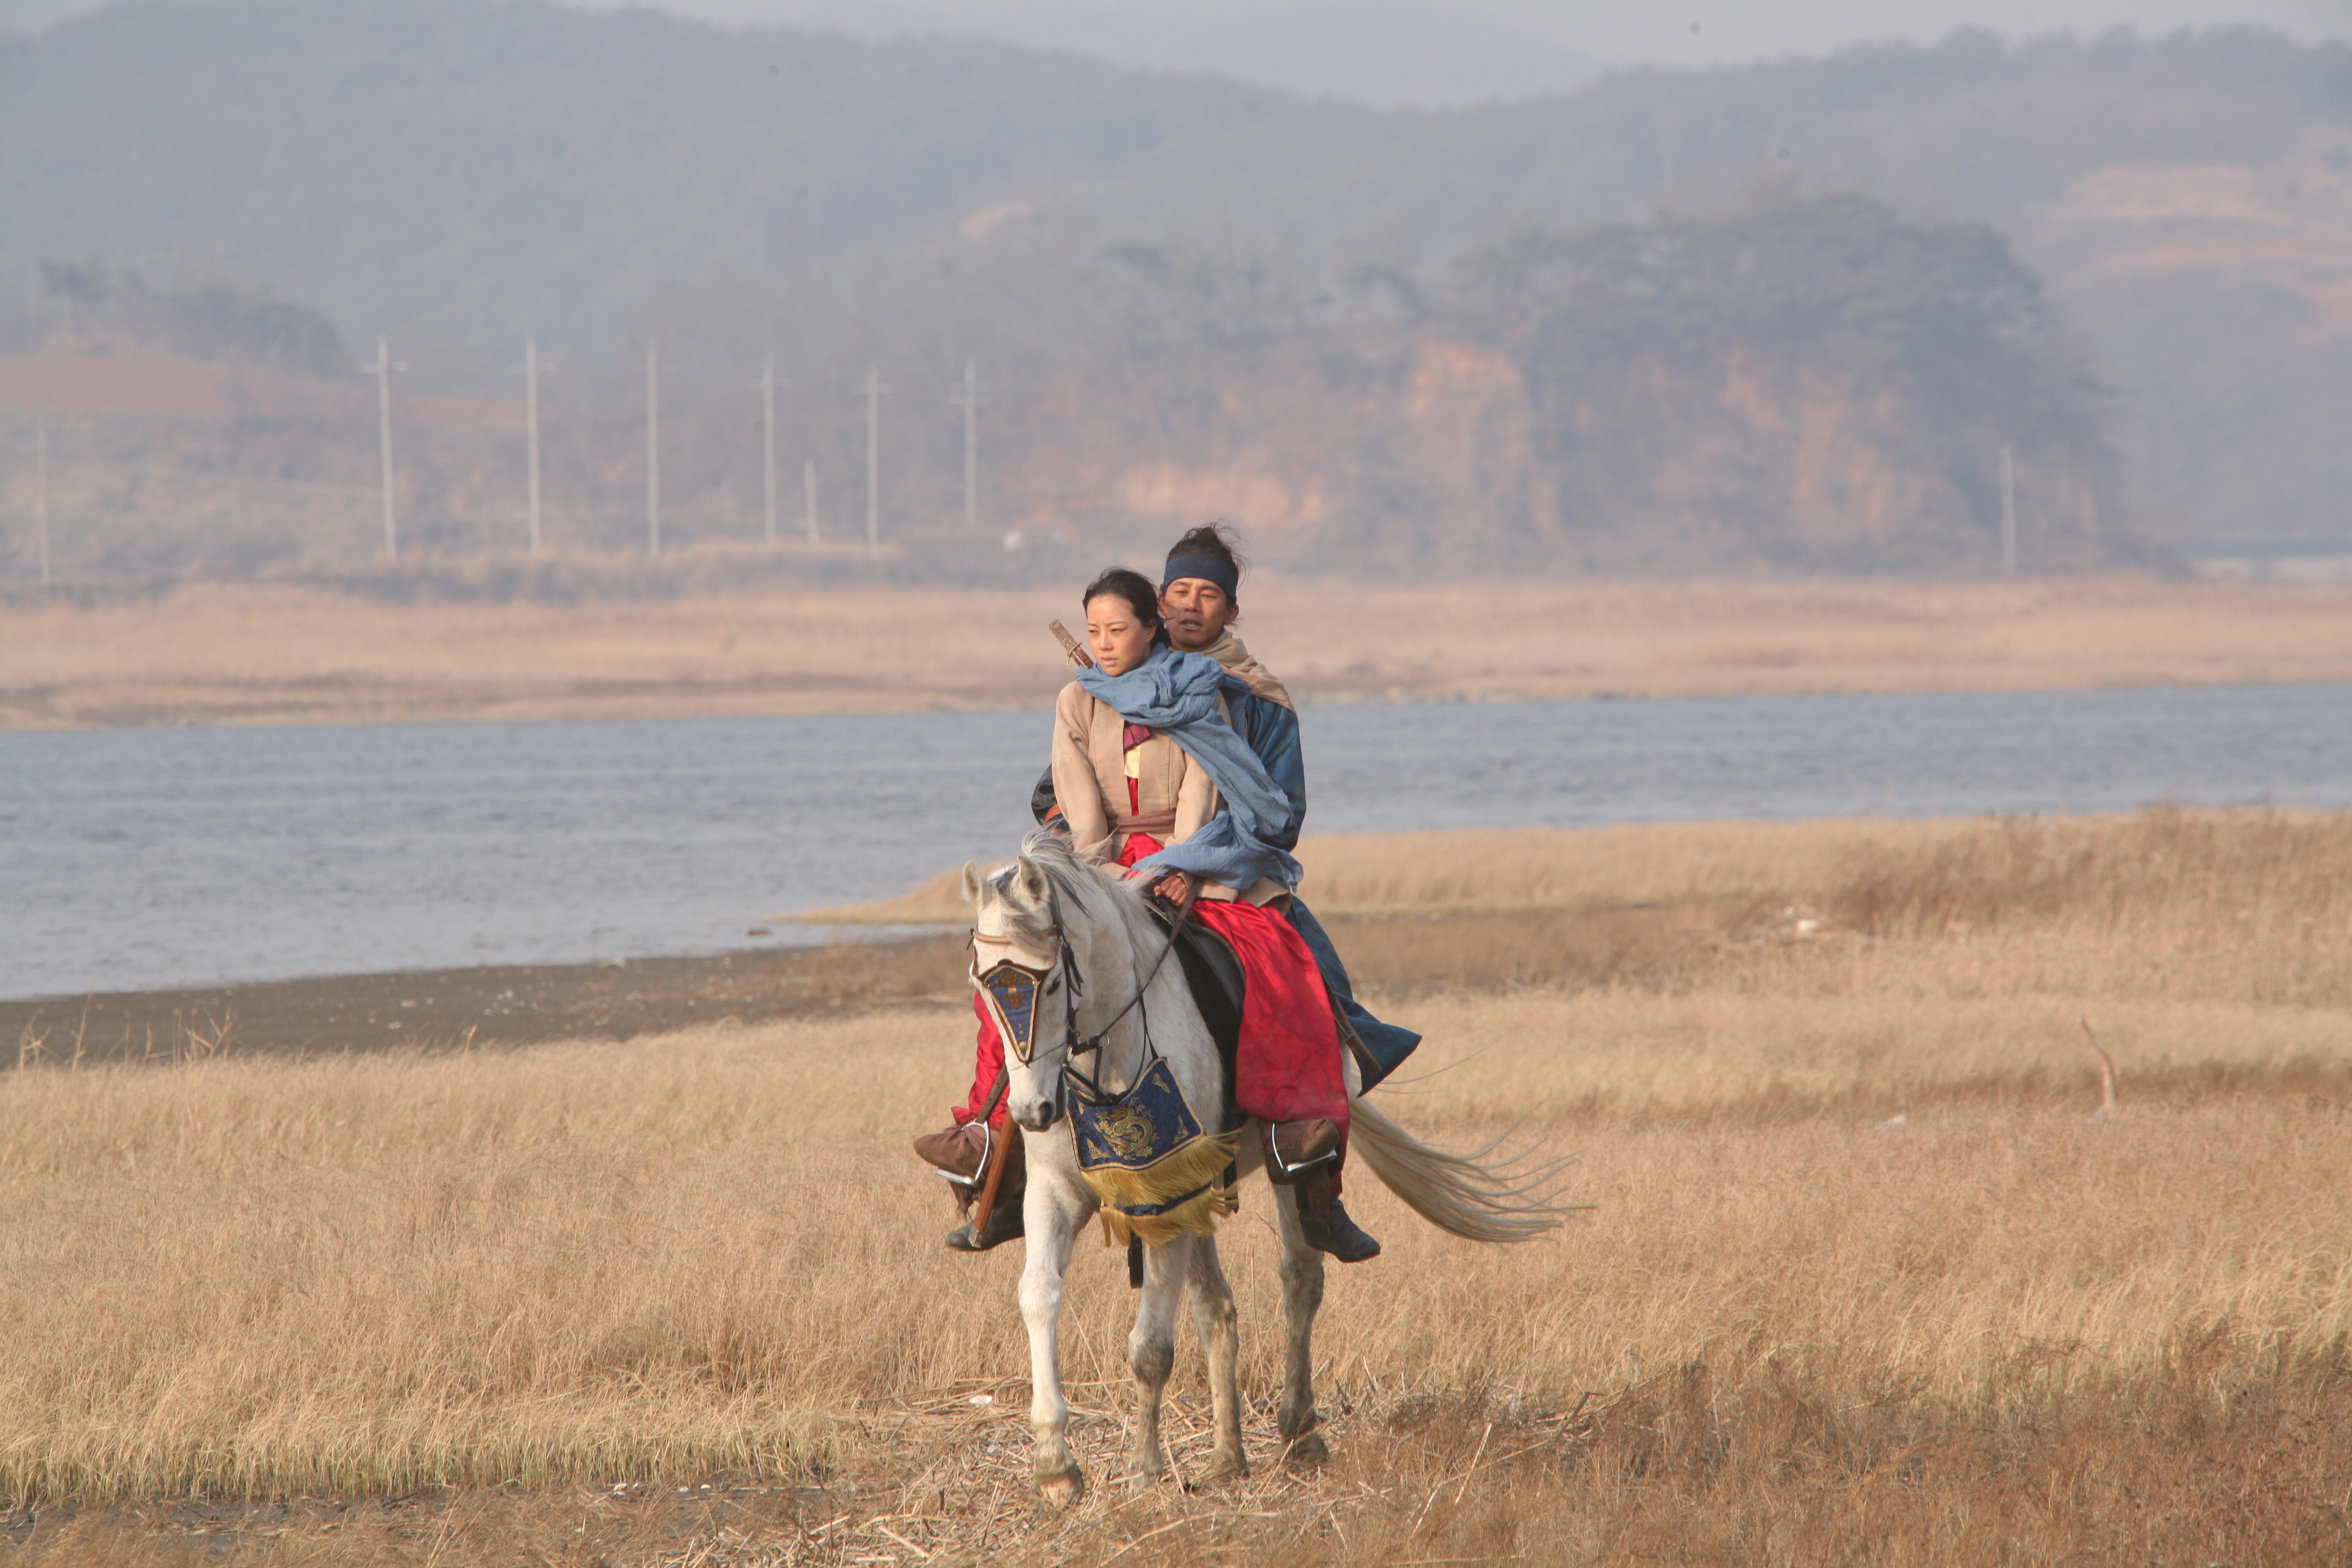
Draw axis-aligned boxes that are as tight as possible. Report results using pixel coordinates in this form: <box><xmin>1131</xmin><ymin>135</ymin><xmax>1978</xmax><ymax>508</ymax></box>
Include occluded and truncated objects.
<box><xmin>960</xmin><ymin>861</ymin><xmax>986</xmax><ymax>910</ymax></box>
<box><xmin>1012</xmin><ymin>855</ymin><xmax>1051</xmax><ymax>911</ymax></box>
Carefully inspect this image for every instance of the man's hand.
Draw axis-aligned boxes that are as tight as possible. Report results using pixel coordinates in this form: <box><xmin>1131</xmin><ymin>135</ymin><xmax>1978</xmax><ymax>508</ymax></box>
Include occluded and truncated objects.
<box><xmin>1150</xmin><ymin>872</ymin><xmax>1192</xmax><ymax>904</ymax></box>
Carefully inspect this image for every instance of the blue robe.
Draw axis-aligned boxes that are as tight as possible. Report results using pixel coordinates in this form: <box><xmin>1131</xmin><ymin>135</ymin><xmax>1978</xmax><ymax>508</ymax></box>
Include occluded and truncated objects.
<box><xmin>1222</xmin><ymin>688</ymin><xmax>1422</xmax><ymax>1090</ymax></box>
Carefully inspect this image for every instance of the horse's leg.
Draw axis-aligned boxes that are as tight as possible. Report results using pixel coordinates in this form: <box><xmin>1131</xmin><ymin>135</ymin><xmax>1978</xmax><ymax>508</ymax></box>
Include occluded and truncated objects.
<box><xmin>1020</xmin><ymin>1182</ymin><xmax>1091</xmax><ymax>1506</ymax></box>
<box><xmin>1184</xmin><ymin>1234</ymin><xmax>1248</xmax><ymax>1481</ymax></box>
<box><xmin>1271</xmin><ymin>1180</ymin><xmax>1330</xmax><ymax>1462</ymax></box>
<box><xmin>1124</xmin><ymin>1233</ymin><xmax>1192</xmax><ymax>1482</ymax></box>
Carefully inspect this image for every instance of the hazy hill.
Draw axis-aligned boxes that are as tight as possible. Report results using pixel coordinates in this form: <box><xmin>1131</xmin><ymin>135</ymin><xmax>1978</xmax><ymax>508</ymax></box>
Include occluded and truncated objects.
<box><xmin>0</xmin><ymin>0</ymin><xmax>1295</xmax><ymax>377</ymax></box>
<box><xmin>0</xmin><ymin>193</ymin><xmax>2130</xmax><ymax>582</ymax></box>
<box><xmin>5</xmin><ymin>4</ymin><xmax>2344</xmax><ymax>377</ymax></box>
<box><xmin>2</xmin><ymin>1</ymin><xmax>2349</xmax><ymax>579</ymax></box>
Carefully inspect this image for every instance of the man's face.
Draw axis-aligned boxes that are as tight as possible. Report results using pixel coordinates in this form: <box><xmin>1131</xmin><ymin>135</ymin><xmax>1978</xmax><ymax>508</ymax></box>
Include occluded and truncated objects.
<box><xmin>1160</xmin><ymin>577</ymin><xmax>1238</xmax><ymax>652</ymax></box>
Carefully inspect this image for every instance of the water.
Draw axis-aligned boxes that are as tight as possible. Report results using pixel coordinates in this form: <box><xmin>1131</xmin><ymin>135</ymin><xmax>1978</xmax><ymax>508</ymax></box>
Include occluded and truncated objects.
<box><xmin>3</xmin><ymin>682</ymin><xmax>2348</xmax><ymax>1000</ymax></box>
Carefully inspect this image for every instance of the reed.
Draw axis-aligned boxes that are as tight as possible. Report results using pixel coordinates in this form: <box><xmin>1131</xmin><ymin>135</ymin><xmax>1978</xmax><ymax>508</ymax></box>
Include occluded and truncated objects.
<box><xmin>5</xmin><ymin>1012</ymin><xmax>2347</xmax><ymax>1490</ymax></box>
<box><xmin>816</xmin><ymin>808</ymin><xmax>2352</xmax><ymax>1012</ymax></box>
<box><xmin>5</xmin><ymin>807</ymin><xmax>2349</xmax><ymax>1563</ymax></box>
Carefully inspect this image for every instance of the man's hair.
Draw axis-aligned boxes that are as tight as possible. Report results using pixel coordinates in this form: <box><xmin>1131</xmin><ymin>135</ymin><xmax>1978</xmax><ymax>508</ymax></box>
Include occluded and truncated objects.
<box><xmin>1081</xmin><ymin>565</ymin><xmax>1164</xmax><ymax>628</ymax></box>
<box><xmin>1164</xmin><ymin>521</ymin><xmax>1247</xmax><ymax>606</ymax></box>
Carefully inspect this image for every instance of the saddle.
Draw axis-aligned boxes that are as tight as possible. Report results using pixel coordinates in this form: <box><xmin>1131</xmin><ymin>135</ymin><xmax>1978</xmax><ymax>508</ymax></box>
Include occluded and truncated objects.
<box><xmin>1145</xmin><ymin>892</ymin><xmax>1377</xmax><ymax>1108</ymax></box>
<box><xmin>1144</xmin><ymin>894</ymin><xmax>1347</xmax><ymax>1186</ymax></box>
<box><xmin>1144</xmin><ymin>894</ymin><xmax>1244</xmax><ymax>1115</ymax></box>
<box><xmin>1137</xmin><ymin>891</ymin><xmax>1380</xmax><ymax>1265</ymax></box>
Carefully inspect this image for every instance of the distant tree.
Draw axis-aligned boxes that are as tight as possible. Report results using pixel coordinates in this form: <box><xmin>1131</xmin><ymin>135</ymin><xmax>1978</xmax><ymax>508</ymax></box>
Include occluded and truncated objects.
<box><xmin>36</xmin><ymin>259</ymin><xmax>354</xmax><ymax>379</ymax></box>
<box><xmin>1447</xmin><ymin>197</ymin><xmax>2124</xmax><ymax>573</ymax></box>
<box><xmin>40</xmin><ymin>258</ymin><xmax>114</xmax><ymax>304</ymax></box>
<box><xmin>1457</xmin><ymin>197</ymin><xmax>2052</xmax><ymax>391</ymax></box>
<box><xmin>1102</xmin><ymin>243</ymin><xmax>1300</xmax><ymax>348</ymax></box>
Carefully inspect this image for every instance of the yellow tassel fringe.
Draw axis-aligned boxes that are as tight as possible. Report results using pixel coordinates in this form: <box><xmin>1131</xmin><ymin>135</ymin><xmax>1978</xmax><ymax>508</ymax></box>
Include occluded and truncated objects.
<box><xmin>1080</xmin><ymin>1128</ymin><xmax>1241</xmax><ymax>1248</ymax></box>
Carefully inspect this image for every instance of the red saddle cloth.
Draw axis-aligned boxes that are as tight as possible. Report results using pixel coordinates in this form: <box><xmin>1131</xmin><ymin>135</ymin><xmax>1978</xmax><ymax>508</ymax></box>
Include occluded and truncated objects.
<box><xmin>957</xmin><ymin>829</ymin><xmax>1349</xmax><ymax>1186</ymax></box>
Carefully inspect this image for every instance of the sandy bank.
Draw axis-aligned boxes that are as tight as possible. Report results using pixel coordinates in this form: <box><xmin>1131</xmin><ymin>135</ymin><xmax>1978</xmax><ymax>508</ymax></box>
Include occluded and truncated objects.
<box><xmin>7</xmin><ymin>575</ymin><xmax>2351</xmax><ymax>728</ymax></box>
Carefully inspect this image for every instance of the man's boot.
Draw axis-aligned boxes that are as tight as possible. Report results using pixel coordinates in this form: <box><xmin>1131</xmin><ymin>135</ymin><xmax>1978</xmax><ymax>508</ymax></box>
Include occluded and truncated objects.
<box><xmin>1264</xmin><ymin>1118</ymin><xmax>1378</xmax><ymax>1261</ymax></box>
<box><xmin>943</xmin><ymin>1125</ymin><xmax>1027</xmax><ymax>1252</ymax></box>
<box><xmin>1295</xmin><ymin>1171</ymin><xmax>1380</xmax><ymax>1263</ymax></box>
<box><xmin>912</xmin><ymin>1122</ymin><xmax>987</xmax><ymax>1209</ymax></box>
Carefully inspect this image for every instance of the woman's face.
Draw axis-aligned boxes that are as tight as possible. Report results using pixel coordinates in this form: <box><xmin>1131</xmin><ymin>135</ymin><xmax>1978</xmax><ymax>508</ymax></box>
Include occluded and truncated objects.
<box><xmin>1086</xmin><ymin>593</ymin><xmax>1158</xmax><ymax>675</ymax></box>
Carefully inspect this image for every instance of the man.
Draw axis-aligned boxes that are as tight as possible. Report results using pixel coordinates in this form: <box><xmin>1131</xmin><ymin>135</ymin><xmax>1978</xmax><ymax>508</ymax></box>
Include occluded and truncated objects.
<box><xmin>1150</xmin><ymin>526</ymin><xmax>1423</xmax><ymax>1098</ymax></box>
<box><xmin>916</xmin><ymin>523</ymin><xmax>1418</xmax><ymax>1258</ymax></box>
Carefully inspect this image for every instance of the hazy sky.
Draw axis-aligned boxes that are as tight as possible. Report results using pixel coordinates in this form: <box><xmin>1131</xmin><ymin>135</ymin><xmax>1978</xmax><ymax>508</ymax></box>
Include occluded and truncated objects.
<box><xmin>4</xmin><ymin>0</ymin><xmax>2346</xmax><ymax>103</ymax></box>
<box><xmin>615</xmin><ymin>0</ymin><xmax>2352</xmax><ymax>102</ymax></box>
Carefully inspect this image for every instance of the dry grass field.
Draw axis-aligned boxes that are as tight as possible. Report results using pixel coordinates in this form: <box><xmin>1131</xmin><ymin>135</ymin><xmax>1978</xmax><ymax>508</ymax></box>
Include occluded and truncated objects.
<box><xmin>5</xmin><ymin>808</ymin><xmax>2352</xmax><ymax>1564</ymax></box>
<box><xmin>6</xmin><ymin>572</ymin><xmax>2352</xmax><ymax>727</ymax></box>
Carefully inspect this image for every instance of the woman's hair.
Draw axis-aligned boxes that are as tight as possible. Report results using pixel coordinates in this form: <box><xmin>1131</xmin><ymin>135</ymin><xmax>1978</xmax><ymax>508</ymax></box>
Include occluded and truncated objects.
<box><xmin>1082</xmin><ymin>565</ymin><xmax>1164</xmax><ymax>629</ymax></box>
<box><xmin>1164</xmin><ymin>522</ymin><xmax>1247</xmax><ymax>606</ymax></box>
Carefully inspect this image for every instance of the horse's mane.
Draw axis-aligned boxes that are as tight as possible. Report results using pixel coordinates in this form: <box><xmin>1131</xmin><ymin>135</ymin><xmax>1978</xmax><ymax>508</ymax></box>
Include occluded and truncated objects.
<box><xmin>1014</xmin><ymin>830</ymin><xmax>1166</xmax><ymax>958</ymax></box>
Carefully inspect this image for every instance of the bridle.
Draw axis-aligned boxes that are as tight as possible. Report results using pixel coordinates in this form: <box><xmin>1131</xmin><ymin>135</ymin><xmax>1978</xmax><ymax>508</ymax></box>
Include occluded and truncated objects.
<box><xmin>970</xmin><ymin>874</ymin><xmax>1196</xmax><ymax>1111</ymax></box>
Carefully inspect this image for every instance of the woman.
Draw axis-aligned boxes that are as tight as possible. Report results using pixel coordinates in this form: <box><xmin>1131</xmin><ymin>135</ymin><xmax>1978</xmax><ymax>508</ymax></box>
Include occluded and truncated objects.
<box><xmin>1051</xmin><ymin>566</ymin><xmax>1221</xmax><ymax>876</ymax></box>
<box><xmin>919</xmin><ymin>567</ymin><xmax>1378</xmax><ymax>1262</ymax></box>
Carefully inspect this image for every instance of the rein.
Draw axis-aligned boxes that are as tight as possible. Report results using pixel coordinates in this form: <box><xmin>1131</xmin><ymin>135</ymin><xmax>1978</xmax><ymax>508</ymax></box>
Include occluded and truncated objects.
<box><xmin>1059</xmin><ymin>877</ymin><xmax>1198</xmax><ymax>1109</ymax></box>
<box><xmin>972</xmin><ymin>872</ymin><xmax>1198</xmax><ymax>1110</ymax></box>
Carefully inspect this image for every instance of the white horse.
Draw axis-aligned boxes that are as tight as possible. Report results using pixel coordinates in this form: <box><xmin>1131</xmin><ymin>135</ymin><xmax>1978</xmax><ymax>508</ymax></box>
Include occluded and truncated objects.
<box><xmin>963</xmin><ymin>832</ymin><xmax>1564</xmax><ymax>1505</ymax></box>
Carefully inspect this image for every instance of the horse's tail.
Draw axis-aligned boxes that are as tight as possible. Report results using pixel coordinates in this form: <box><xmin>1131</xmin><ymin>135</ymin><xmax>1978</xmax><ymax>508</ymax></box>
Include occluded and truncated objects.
<box><xmin>1347</xmin><ymin>1095</ymin><xmax>1575</xmax><ymax>1243</ymax></box>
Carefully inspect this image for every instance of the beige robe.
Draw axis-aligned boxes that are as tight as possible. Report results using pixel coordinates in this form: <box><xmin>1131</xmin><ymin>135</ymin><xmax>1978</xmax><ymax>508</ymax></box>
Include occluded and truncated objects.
<box><xmin>1051</xmin><ymin>680</ymin><xmax>1284</xmax><ymax>906</ymax></box>
<box><xmin>1198</xmin><ymin>628</ymin><xmax>1293</xmax><ymax>711</ymax></box>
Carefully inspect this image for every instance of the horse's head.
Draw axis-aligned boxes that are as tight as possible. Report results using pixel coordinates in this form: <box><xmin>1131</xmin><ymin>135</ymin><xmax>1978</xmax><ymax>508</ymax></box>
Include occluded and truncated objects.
<box><xmin>964</xmin><ymin>849</ymin><xmax>1079</xmax><ymax>1132</ymax></box>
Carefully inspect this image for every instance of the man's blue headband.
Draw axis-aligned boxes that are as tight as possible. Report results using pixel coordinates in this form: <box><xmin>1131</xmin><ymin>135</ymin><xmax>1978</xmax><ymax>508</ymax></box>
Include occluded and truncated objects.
<box><xmin>1161</xmin><ymin>552</ymin><xmax>1240</xmax><ymax>604</ymax></box>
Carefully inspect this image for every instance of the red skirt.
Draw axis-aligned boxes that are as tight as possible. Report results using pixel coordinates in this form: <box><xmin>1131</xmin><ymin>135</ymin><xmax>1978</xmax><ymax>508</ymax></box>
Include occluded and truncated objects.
<box><xmin>1190</xmin><ymin>898</ymin><xmax>1351</xmax><ymax>1192</ymax></box>
<box><xmin>956</xmin><ymin>992</ymin><xmax>1011</xmax><ymax>1131</ymax></box>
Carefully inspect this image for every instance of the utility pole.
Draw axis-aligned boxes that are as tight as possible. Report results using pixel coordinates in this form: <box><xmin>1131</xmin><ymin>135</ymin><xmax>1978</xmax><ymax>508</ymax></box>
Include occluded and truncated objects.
<box><xmin>2000</xmin><ymin>441</ymin><xmax>2017</xmax><ymax>578</ymax></box>
<box><xmin>361</xmin><ymin>335</ymin><xmax>404</xmax><ymax>560</ymax></box>
<box><xmin>857</xmin><ymin>362</ymin><xmax>888</xmax><ymax>550</ymax></box>
<box><xmin>646</xmin><ymin>339</ymin><xmax>661</xmax><ymax>555</ymax></box>
<box><xmin>948</xmin><ymin>358</ymin><xmax>986</xmax><ymax>536</ymax></box>
<box><xmin>803</xmin><ymin>458</ymin><xmax>818</xmax><ymax>543</ymax></box>
<box><xmin>760</xmin><ymin>355</ymin><xmax>778</xmax><ymax>544</ymax></box>
<box><xmin>34</xmin><ymin>414</ymin><xmax>49</xmax><ymax>589</ymax></box>
<box><xmin>514</xmin><ymin>338</ymin><xmax>544</xmax><ymax>552</ymax></box>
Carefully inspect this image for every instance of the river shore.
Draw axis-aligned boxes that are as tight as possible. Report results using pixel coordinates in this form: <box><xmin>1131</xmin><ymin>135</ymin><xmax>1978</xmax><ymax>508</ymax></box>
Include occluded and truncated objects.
<box><xmin>8</xmin><ymin>575</ymin><xmax>2352</xmax><ymax>728</ymax></box>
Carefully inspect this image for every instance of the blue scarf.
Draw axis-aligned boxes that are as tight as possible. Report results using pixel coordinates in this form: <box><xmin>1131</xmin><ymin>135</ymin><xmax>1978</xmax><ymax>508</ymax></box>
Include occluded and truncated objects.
<box><xmin>1076</xmin><ymin>647</ymin><xmax>1303</xmax><ymax>893</ymax></box>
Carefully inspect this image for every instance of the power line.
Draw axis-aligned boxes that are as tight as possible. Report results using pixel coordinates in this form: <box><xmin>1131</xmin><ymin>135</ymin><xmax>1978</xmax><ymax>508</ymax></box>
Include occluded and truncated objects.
<box><xmin>755</xmin><ymin>355</ymin><xmax>780</xmax><ymax>544</ymax></box>
<box><xmin>948</xmin><ymin>359</ymin><xmax>988</xmax><ymax>537</ymax></box>
<box><xmin>646</xmin><ymin>339</ymin><xmax>661</xmax><ymax>555</ymax></box>
<box><xmin>511</xmin><ymin>338</ymin><xmax>551</xmax><ymax>553</ymax></box>
<box><xmin>855</xmin><ymin>362</ymin><xmax>890</xmax><ymax>550</ymax></box>
<box><xmin>34</xmin><ymin>414</ymin><xmax>49</xmax><ymax>589</ymax></box>
<box><xmin>360</xmin><ymin>335</ymin><xmax>405</xmax><ymax>560</ymax></box>
<box><xmin>2000</xmin><ymin>440</ymin><xmax>2017</xmax><ymax>578</ymax></box>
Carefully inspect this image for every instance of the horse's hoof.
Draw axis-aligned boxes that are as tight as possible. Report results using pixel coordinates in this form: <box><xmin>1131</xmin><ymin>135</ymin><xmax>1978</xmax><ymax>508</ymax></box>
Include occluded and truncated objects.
<box><xmin>1281</xmin><ymin>1431</ymin><xmax>1330</xmax><ymax>1466</ymax></box>
<box><xmin>1038</xmin><ymin>1465</ymin><xmax>1086</xmax><ymax>1508</ymax></box>
<box><xmin>1196</xmin><ymin>1452</ymin><xmax>1249</xmax><ymax>1486</ymax></box>
<box><xmin>1122</xmin><ymin>1459</ymin><xmax>1165</xmax><ymax>1485</ymax></box>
